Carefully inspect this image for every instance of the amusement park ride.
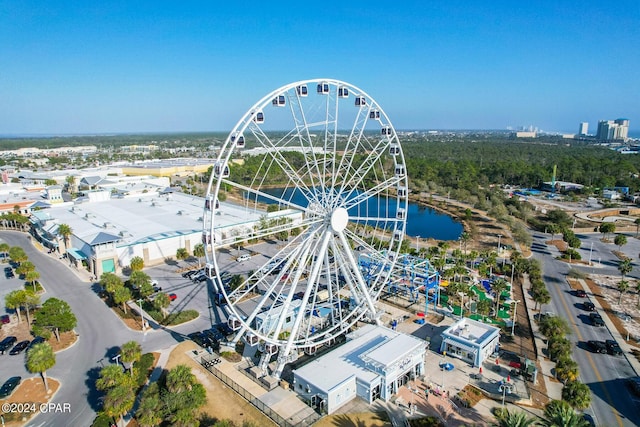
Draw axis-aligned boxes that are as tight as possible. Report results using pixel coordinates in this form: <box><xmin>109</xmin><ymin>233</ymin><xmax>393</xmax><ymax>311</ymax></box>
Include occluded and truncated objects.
<box><xmin>200</xmin><ymin>79</ymin><xmax>440</xmax><ymax>379</ymax></box>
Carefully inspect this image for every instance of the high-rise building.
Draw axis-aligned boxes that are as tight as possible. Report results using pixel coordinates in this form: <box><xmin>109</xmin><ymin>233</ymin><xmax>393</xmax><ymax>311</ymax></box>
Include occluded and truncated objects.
<box><xmin>596</xmin><ymin>119</ymin><xmax>630</xmax><ymax>141</ymax></box>
<box><xmin>578</xmin><ymin>122</ymin><xmax>588</xmax><ymax>136</ymax></box>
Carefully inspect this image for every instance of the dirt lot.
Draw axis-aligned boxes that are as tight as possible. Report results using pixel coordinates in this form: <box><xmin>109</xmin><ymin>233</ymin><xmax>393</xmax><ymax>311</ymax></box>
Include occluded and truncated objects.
<box><xmin>0</xmin><ymin>377</ymin><xmax>61</xmax><ymax>426</ymax></box>
<box><xmin>162</xmin><ymin>341</ymin><xmax>275</xmax><ymax>426</ymax></box>
<box><xmin>313</xmin><ymin>411</ymin><xmax>391</xmax><ymax>427</ymax></box>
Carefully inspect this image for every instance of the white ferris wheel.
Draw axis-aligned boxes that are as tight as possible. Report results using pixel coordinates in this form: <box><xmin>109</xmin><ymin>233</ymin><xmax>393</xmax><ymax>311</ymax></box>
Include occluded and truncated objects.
<box><xmin>203</xmin><ymin>79</ymin><xmax>408</xmax><ymax>378</ymax></box>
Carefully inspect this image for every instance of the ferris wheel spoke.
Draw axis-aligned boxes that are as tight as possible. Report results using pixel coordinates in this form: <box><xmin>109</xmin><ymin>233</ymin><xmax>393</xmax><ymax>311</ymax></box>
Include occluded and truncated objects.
<box><xmin>337</xmin><ymin>137</ymin><xmax>394</xmax><ymax>203</ymax></box>
<box><xmin>288</xmin><ymin>96</ymin><xmax>324</xmax><ymax>192</ymax></box>
<box><xmin>222</xmin><ymin>179</ymin><xmax>310</xmax><ymax>213</ymax></box>
<box><xmin>342</xmin><ymin>176</ymin><xmax>403</xmax><ymax>212</ymax></box>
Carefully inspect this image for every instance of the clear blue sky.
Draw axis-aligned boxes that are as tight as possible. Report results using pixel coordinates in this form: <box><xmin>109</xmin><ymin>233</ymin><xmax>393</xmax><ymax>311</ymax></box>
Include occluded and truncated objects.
<box><xmin>1</xmin><ymin>1</ymin><xmax>639</xmax><ymax>135</ymax></box>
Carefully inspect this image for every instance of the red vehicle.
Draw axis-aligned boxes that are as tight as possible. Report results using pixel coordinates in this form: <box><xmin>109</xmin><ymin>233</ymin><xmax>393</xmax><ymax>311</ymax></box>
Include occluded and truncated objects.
<box><xmin>168</xmin><ymin>293</ymin><xmax>178</xmax><ymax>301</ymax></box>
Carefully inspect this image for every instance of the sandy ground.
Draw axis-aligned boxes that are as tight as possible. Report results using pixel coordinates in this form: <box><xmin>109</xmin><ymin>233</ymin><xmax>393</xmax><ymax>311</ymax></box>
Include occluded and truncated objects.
<box><xmin>163</xmin><ymin>341</ymin><xmax>275</xmax><ymax>426</ymax></box>
<box><xmin>0</xmin><ymin>378</ymin><xmax>61</xmax><ymax>426</ymax></box>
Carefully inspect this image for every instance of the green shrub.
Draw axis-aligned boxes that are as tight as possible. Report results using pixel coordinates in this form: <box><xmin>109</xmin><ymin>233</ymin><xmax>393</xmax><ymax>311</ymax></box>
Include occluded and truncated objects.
<box><xmin>31</xmin><ymin>325</ymin><xmax>52</xmax><ymax>340</ymax></box>
<box><xmin>136</xmin><ymin>352</ymin><xmax>156</xmax><ymax>386</ymax></box>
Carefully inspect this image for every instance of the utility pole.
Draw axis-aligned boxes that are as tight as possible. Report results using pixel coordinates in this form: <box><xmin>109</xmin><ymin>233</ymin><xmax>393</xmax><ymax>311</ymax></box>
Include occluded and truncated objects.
<box><xmin>511</xmin><ymin>300</ymin><xmax>521</xmax><ymax>336</ymax></box>
<box><xmin>137</xmin><ymin>298</ymin><xmax>146</xmax><ymax>331</ymax></box>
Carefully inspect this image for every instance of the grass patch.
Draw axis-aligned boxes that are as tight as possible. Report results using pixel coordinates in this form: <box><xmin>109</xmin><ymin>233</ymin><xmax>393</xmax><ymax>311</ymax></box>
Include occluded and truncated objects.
<box><xmin>220</xmin><ymin>351</ymin><xmax>242</xmax><ymax>362</ymax></box>
<box><xmin>162</xmin><ymin>309</ymin><xmax>199</xmax><ymax>326</ymax></box>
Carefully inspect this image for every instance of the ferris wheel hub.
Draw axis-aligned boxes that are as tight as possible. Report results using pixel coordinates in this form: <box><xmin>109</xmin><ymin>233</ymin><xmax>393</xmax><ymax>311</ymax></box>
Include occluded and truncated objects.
<box><xmin>330</xmin><ymin>207</ymin><xmax>349</xmax><ymax>232</ymax></box>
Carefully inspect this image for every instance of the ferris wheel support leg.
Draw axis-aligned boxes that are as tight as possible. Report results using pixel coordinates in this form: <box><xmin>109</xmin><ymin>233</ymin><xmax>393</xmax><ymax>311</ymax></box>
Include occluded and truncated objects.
<box><xmin>273</xmin><ymin>231</ymin><xmax>332</xmax><ymax>379</ymax></box>
<box><xmin>337</xmin><ymin>231</ymin><xmax>381</xmax><ymax>325</ymax></box>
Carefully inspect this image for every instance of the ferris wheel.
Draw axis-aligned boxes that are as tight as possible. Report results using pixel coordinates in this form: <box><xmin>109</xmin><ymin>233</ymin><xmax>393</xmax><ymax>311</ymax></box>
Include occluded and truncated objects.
<box><xmin>202</xmin><ymin>79</ymin><xmax>408</xmax><ymax>378</ymax></box>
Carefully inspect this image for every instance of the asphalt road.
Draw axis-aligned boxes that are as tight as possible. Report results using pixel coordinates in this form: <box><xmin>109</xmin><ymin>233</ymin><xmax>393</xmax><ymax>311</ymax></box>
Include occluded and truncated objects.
<box><xmin>0</xmin><ymin>231</ymin><xmax>195</xmax><ymax>427</ymax></box>
<box><xmin>531</xmin><ymin>231</ymin><xmax>640</xmax><ymax>427</ymax></box>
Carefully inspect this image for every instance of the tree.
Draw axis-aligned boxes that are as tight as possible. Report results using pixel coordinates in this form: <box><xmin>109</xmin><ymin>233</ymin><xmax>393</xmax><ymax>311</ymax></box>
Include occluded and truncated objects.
<box><xmin>23</xmin><ymin>289</ymin><xmax>40</xmax><ymax>325</ymax></box>
<box><xmin>176</xmin><ymin>248</ymin><xmax>189</xmax><ymax>262</ymax></box>
<box><xmin>0</xmin><ymin>242</ymin><xmax>9</xmax><ymax>255</ymax></box>
<box><xmin>25</xmin><ymin>269</ymin><xmax>41</xmax><ymax>292</ymax></box>
<box><xmin>561</xmin><ymin>381</ymin><xmax>592</xmax><ymax>410</ymax></box>
<box><xmin>97</xmin><ymin>364</ymin><xmax>136</xmax><ymax>427</ymax></box>
<box><xmin>459</xmin><ymin>231</ymin><xmax>471</xmax><ymax>254</ymax></box>
<box><xmin>129</xmin><ymin>270</ymin><xmax>151</xmax><ymax>291</ymax></box>
<box><xmin>33</xmin><ymin>297</ymin><xmax>77</xmax><ymax>341</ymax></box>
<box><xmin>493</xmin><ymin>408</ymin><xmax>537</xmax><ymax>427</ymax></box>
<box><xmin>532</xmin><ymin>286</ymin><xmax>551</xmax><ymax>311</ymax></box>
<box><xmin>554</xmin><ymin>356</ymin><xmax>579</xmax><ymax>383</ymax></box>
<box><xmin>599</xmin><ymin>222</ymin><xmax>616</xmax><ymax>240</ymax></box>
<box><xmin>8</xmin><ymin>246</ymin><xmax>28</xmax><ymax>264</ymax></box>
<box><xmin>113</xmin><ymin>286</ymin><xmax>132</xmax><ymax>313</ymax></box>
<box><xmin>617</xmin><ymin>280</ymin><xmax>630</xmax><ymax>304</ymax></box>
<box><xmin>130</xmin><ymin>256</ymin><xmax>144</xmax><ymax>272</ymax></box>
<box><xmin>100</xmin><ymin>272</ymin><xmax>123</xmax><ymax>295</ymax></box>
<box><xmin>548</xmin><ymin>336</ymin><xmax>572</xmax><ymax>362</ymax></box>
<box><xmin>136</xmin><ymin>382</ymin><xmax>164</xmax><ymax>427</ymax></box>
<box><xmin>539</xmin><ymin>316</ymin><xmax>571</xmax><ymax>339</ymax></box>
<box><xmin>192</xmin><ymin>243</ymin><xmax>205</xmax><ymax>267</ymax></box>
<box><xmin>57</xmin><ymin>223</ymin><xmax>73</xmax><ymax>252</ymax></box>
<box><xmin>540</xmin><ymin>400</ymin><xmax>589</xmax><ymax>427</ymax></box>
<box><xmin>5</xmin><ymin>289</ymin><xmax>26</xmax><ymax>323</ymax></box>
<box><xmin>153</xmin><ymin>293</ymin><xmax>171</xmax><ymax>315</ymax></box>
<box><xmin>491</xmin><ymin>278</ymin><xmax>509</xmax><ymax>315</ymax></box>
<box><xmin>547</xmin><ymin>223</ymin><xmax>561</xmax><ymax>241</ymax></box>
<box><xmin>162</xmin><ymin>364</ymin><xmax>206</xmax><ymax>427</ymax></box>
<box><xmin>614</xmin><ymin>233</ymin><xmax>628</xmax><ymax>251</ymax></box>
<box><xmin>618</xmin><ymin>259</ymin><xmax>633</xmax><ymax>281</ymax></box>
<box><xmin>120</xmin><ymin>340</ymin><xmax>142</xmax><ymax>376</ymax></box>
<box><xmin>26</xmin><ymin>342</ymin><xmax>56</xmax><ymax>392</ymax></box>
<box><xmin>476</xmin><ymin>298</ymin><xmax>492</xmax><ymax>316</ymax></box>
<box><xmin>15</xmin><ymin>260</ymin><xmax>35</xmax><ymax>276</ymax></box>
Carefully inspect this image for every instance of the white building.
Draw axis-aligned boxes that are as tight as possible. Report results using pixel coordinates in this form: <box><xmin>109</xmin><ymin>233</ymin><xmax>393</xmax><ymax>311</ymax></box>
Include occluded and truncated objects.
<box><xmin>292</xmin><ymin>324</ymin><xmax>426</xmax><ymax>414</ymax></box>
<box><xmin>578</xmin><ymin>122</ymin><xmax>589</xmax><ymax>136</ymax></box>
<box><xmin>29</xmin><ymin>190</ymin><xmax>302</xmax><ymax>277</ymax></box>
<box><xmin>439</xmin><ymin>317</ymin><xmax>500</xmax><ymax>367</ymax></box>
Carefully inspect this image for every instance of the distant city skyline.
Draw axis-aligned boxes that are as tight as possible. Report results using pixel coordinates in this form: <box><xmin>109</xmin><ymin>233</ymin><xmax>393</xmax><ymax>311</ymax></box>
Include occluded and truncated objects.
<box><xmin>1</xmin><ymin>1</ymin><xmax>638</xmax><ymax>135</ymax></box>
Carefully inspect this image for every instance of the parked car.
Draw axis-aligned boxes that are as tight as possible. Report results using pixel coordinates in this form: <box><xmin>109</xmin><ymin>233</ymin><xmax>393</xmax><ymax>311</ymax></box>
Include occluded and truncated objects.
<box><xmin>0</xmin><ymin>376</ymin><xmax>21</xmax><ymax>398</ymax></box>
<box><xmin>605</xmin><ymin>339</ymin><xmax>623</xmax><ymax>355</ymax></box>
<box><xmin>587</xmin><ymin>340</ymin><xmax>607</xmax><ymax>354</ymax></box>
<box><xmin>575</xmin><ymin>289</ymin><xmax>587</xmax><ymax>297</ymax></box>
<box><xmin>237</xmin><ymin>254</ymin><xmax>251</xmax><ymax>262</ymax></box>
<box><xmin>28</xmin><ymin>336</ymin><xmax>45</xmax><ymax>349</ymax></box>
<box><xmin>589</xmin><ymin>312</ymin><xmax>605</xmax><ymax>327</ymax></box>
<box><xmin>9</xmin><ymin>340</ymin><xmax>30</xmax><ymax>355</ymax></box>
<box><xmin>0</xmin><ymin>336</ymin><xmax>17</xmax><ymax>354</ymax></box>
<box><xmin>582</xmin><ymin>301</ymin><xmax>596</xmax><ymax>311</ymax></box>
<box><xmin>168</xmin><ymin>293</ymin><xmax>178</xmax><ymax>301</ymax></box>
<box><xmin>627</xmin><ymin>376</ymin><xmax>640</xmax><ymax>396</ymax></box>
<box><xmin>4</xmin><ymin>267</ymin><xmax>14</xmax><ymax>278</ymax></box>
<box><xmin>194</xmin><ymin>273</ymin><xmax>208</xmax><ymax>283</ymax></box>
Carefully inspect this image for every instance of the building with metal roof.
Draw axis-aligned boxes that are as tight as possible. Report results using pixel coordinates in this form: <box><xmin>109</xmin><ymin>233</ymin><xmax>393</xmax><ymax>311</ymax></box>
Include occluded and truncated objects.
<box><xmin>292</xmin><ymin>324</ymin><xmax>426</xmax><ymax>414</ymax></box>
<box><xmin>439</xmin><ymin>317</ymin><xmax>500</xmax><ymax>367</ymax></box>
<box><xmin>29</xmin><ymin>190</ymin><xmax>302</xmax><ymax>277</ymax></box>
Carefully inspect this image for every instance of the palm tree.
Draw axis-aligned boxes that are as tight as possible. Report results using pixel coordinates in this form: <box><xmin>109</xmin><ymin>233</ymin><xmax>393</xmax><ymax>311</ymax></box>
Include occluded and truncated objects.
<box><xmin>26</xmin><ymin>342</ymin><xmax>56</xmax><ymax>392</ymax></box>
<box><xmin>129</xmin><ymin>256</ymin><xmax>144</xmax><ymax>272</ymax></box>
<box><xmin>618</xmin><ymin>259</ymin><xmax>632</xmax><ymax>281</ymax></box>
<box><xmin>57</xmin><ymin>223</ymin><xmax>72</xmax><ymax>252</ymax></box>
<box><xmin>24</xmin><ymin>289</ymin><xmax>40</xmax><ymax>325</ymax></box>
<box><xmin>136</xmin><ymin>383</ymin><xmax>164</xmax><ymax>427</ymax></box>
<box><xmin>554</xmin><ymin>356</ymin><xmax>579</xmax><ymax>383</ymax></box>
<box><xmin>540</xmin><ymin>400</ymin><xmax>589</xmax><ymax>427</ymax></box>
<box><xmin>0</xmin><ymin>242</ymin><xmax>9</xmax><ymax>257</ymax></box>
<box><xmin>192</xmin><ymin>243</ymin><xmax>205</xmax><ymax>268</ymax></box>
<box><xmin>532</xmin><ymin>287</ymin><xmax>551</xmax><ymax>311</ymax></box>
<box><xmin>561</xmin><ymin>381</ymin><xmax>592</xmax><ymax>410</ymax></box>
<box><xmin>120</xmin><ymin>341</ymin><xmax>142</xmax><ymax>376</ymax></box>
<box><xmin>96</xmin><ymin>364</ymin><xmax>128</xmax><ymax>391</ymax></box>
<box><xmin>176</xmin><ymin>248</ymin><xmax>189</xmax><ymax>262</ymax></box>
<box><xmin>153</xmin><ymin>293</ymin><xmax>171</xmax><ymax>316</ymax></box>
<box><xmin>539</xmin><ymin>316</ymin><xmax>571</xmax><ymax>339</ymax></box>
<box><xmin>5</xmin><ymin>289</ymin><xmax>26</xmax><ymax>323</ymax></box>
<box><xmin>459</xmin><ymin>231</ymin><xmax>471</xmax><ymax>255</ymax></box>
<box><xmin>617</xmin><ymin>280</ymin><xmax>630</xmax><ymax>304</ymax></box>
<box><xmin>103</xmin><ymin>383</ymin><xmax>136</xmax><ymax>427</ymax></box>
<box><xmin>614</xmin><ymin>233</ymin><xmax>627</xmax><ymax>251</ymax></box>
<box><xmin>493</xmin><ymin>408</ymin><xmax>537</xmax><ymax>427</ymax></box>
<box><xmin>25</xmin><ymin>269</ymin><xmax>41</xmax><ymax>292</ymax></box>
<box><xmin>492</xmin><ymin>278</ymin><xmax>509</xmax><ymax>315</ymax></box>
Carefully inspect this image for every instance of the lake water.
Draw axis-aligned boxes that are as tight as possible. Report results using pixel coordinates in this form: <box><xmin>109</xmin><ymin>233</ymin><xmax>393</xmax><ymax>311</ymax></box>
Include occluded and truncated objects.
<box><xmin>247</xmin><ymin>187</ymin><xmax>463</xmax><ymax>241</ymax></box>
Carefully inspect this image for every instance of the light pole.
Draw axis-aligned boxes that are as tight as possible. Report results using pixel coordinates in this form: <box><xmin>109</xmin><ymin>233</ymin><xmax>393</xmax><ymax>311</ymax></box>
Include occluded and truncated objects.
<box><xmin>499</xmin><ymin>380</ymin><xmax>512</xmax><ymax>407</ymax></box>
<box><xmin>588</xmin><ymin>242</ymin><xmax>594</xmax><ymax>266</ymax></box>
<box><xmin>510</xmin><ymin>263</ymin><xmax>515</xmax><ymax>285</ymax></box>
<box><xmin>112</xmin><ymin>354</ymin><xmax>121</xmax><ymax>365</ymax></box>
<box><xmin>511</xmin><ymin>300</ymin><xmax>521</xmax><ymax>336</ymax></box>
<box><xmin>441</xmin><ymin>351</ymin><xmax>447</xmax><ymax>390</ymax></box>
<box><xmin>137</xmin><ymin>298</ymin><xmax>146</xmax><ymax>331</ymax></box>
<box><xmin>497</xmin><ymin>234</ymin><xmax>502</xmax><ymax>254</ymax></box>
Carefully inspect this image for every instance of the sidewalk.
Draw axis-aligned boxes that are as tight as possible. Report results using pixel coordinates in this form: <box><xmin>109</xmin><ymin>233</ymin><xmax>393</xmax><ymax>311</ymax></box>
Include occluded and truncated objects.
<box><xmin>520</xmin><ymin>274</ymin><xmax>564</xmax><ymax>401</ymax></box>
